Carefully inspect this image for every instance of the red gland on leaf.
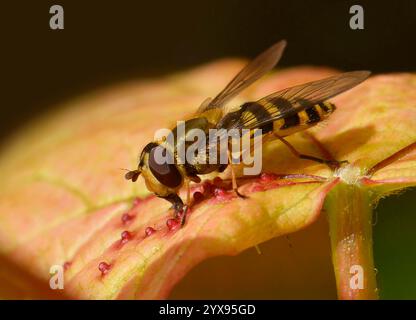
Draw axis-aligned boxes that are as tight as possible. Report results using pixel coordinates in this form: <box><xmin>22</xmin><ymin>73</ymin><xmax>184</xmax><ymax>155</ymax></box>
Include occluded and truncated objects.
<box><xmin>120</xmin><ymin>230</ymin><xmax>132</xmax><ymax>244</ymax></box>
<box><xmin>166</xmin><ymin>218</ymin><xmax>180</xmax><ymax>231</ymax></box>
<box><xmin>98</xmin><ymin>261</ymin><xmax>111</xmax><ymax>276</ymax></box>
<box><xmin>193</xmin><ymin>191</ymin><xmax>204</xmax><ymax>203</ymax></box>
<box><xmin>260</xmin><ymin>172</ymin><xmax>278</xmax><ymax>182</ymax></box>
<box><xmin>212</xmin><ymin>177</ymin><xmax>223</xmax><ymax>186</ymax></box>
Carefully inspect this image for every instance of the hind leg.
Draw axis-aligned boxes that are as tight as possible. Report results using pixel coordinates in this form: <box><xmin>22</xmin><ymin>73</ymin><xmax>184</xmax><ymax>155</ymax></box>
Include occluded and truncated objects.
<box><xmin>275</xmin><ymin>135</ymin><xmax>348</xmax><ymax>169</ymax></box>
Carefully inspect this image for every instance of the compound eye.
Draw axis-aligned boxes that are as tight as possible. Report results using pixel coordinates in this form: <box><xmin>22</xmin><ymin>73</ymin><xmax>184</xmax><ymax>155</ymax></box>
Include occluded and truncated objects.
<box><xmin>148</xmin><ymin>146</ymin><xmax>182</xmax><ymax>188</ymax></box>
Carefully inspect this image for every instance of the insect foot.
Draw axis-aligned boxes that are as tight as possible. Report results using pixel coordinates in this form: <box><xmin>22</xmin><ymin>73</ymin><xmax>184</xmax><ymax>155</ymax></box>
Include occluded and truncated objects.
<box><xmin>235</xmin><ymin>189</ymin><xmax>248</xmax><ymax>199</ymax></box>
<box><xmin>180</xmin><ymin>205</ymin><xmax>189</xmax><ymax>227</ymax></box>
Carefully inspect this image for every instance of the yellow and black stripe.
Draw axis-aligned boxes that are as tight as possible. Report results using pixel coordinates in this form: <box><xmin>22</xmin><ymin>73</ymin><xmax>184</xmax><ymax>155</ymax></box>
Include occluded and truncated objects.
<box><xmin>239</xmin><ymin>101</ymin><xmax>275</xmax><ymax>133</ymax></box>
<box><xmin>276</xmin><ymin>101</ymin><xmax>336</xmax><ymax>136</ymax></box>
<box><xmin>236</xmin><ymin>98</ymin><xmax>336</xmax><ymax>135</ymax></box>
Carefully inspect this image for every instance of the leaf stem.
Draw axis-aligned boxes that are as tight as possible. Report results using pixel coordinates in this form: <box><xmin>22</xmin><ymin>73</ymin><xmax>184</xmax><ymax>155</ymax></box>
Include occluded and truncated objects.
<box><xmin>325</xmin><ymin>182</ymin><xmax>379</xmax><ymax>299</ymax></box>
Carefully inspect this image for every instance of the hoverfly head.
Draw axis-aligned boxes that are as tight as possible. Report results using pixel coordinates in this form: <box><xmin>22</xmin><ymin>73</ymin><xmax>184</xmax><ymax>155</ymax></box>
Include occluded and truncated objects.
<box><xmin>132</xmin><ymin>142</ymin><xmax>183</xmax><ymax>195</ymax></box>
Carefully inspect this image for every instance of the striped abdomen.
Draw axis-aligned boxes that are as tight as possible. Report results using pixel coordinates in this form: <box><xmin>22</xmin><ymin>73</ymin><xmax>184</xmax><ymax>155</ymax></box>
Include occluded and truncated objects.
<box><xmin>238</xmin><ymin>100</ymin><xmax>336</xmax><ymax>137</ymax></box>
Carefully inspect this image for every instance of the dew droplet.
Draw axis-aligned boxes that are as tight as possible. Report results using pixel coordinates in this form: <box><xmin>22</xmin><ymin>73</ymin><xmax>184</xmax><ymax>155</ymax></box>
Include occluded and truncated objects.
<box><xmin>213</xmin><ymin>177</ymin><xmax>223</xmax><ymax>186</ymax></box>
<box><xmin>260</xmin><ymin>172</ymin><xmax>278</xmax><ymax>182</ymax></box>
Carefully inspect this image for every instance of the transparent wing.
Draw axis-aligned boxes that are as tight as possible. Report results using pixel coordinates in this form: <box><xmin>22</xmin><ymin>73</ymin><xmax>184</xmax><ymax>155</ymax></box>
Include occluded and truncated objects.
<box><xmin>197</xmin><ymin>39</ymin><xmax>287</xmax><ymax>113</ymax></box>
<box><xmin>222</xmin><ymin>70</ymin><xmax>371</xmax><ymax>130</ymax></box>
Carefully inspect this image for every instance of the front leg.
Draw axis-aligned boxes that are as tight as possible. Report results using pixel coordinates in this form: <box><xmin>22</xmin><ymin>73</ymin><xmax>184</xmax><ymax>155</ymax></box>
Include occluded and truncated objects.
<box><xmin>162</xmin><ymin>193</ymin><xmax>184</xmax><ymax>217</ymax></box>
<box><xmin>160</xmin><ymin>183</ymin><xmax>191</xmax><ymax>227</ymax></box>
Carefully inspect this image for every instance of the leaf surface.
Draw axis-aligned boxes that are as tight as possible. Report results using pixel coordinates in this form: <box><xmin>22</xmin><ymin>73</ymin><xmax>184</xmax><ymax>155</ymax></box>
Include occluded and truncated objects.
<box><xmin>0</xmin><ymin>61</ymin><xmax>415</xmax><ymax>299</ymax></box>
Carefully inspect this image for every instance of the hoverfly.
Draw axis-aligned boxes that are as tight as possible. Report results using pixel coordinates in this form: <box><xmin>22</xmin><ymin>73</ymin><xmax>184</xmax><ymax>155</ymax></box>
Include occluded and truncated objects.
<box><xmin>125</xmin><ymin>40</ymin><xmax>370</xmax><ymax>226</ymax></box>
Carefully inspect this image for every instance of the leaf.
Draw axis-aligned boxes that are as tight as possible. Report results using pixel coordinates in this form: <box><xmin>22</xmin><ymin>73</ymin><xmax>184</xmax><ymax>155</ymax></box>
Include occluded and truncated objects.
<box><xmin>0</xmin><ymin>60</ymin><xmax>415</xmax><ymax>299</ymax></box>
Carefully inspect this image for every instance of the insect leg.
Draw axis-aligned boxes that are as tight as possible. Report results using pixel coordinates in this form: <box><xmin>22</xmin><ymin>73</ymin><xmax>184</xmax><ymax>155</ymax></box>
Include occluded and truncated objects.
<box><xmin>180</xmin><ymin>179</ymin><xmax>191</xmax><ymax>226</ymax></box>
<box><xmin>227</xmin><ymin>151</ymin><xmax>247</xmax><ymax>199</ymax></box>
<box><xmin>275</xmin><ymin>135</ymin><xmax>348</xmax><ymax>169</ymax></box>
<box><xmin>162</xmin><ymin>193</ymin><xmax>184</xmax><ymax>216</ymax></box>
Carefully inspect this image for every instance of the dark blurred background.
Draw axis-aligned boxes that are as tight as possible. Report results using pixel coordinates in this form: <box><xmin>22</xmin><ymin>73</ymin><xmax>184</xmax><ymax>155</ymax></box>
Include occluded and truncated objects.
<box><xmin>1</xmin><ymin>0</ymin><xmax>416</xmax><ymax>143</ymax></box>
